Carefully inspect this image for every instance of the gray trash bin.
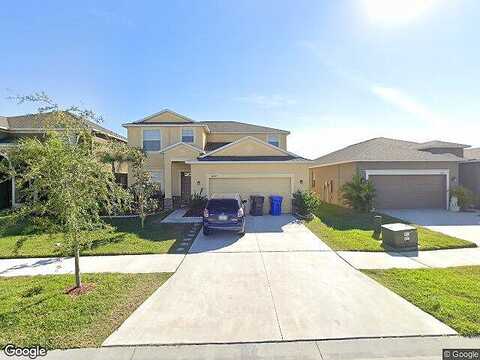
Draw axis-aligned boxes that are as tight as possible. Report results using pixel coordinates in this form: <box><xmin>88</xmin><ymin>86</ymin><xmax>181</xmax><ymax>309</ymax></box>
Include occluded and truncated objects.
<box><xmin>249</xmin><ymin>195</ymin><xmax>264</xmax><ymax>216</ymax></box>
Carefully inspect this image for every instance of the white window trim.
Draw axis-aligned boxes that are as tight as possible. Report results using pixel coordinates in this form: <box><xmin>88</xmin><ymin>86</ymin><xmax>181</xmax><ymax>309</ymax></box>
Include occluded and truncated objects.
<box><xmin>364</xmin><ymin>169</ymin><xmax>450</xmax><ymax>210</ymax></box>
<box><xmin>142</xmin><ymin>129</ymin><xmax>162</xmax><ymax>152</ymax></box>
<box><xmin>267</xmin><ymin>134</ymin><xmax>279</xmax><ymax>147</ymax></box>
<box><xmin>181</xmin><ymin>128</ymin><xmax>195</xmax><ymax>144</ymax></box>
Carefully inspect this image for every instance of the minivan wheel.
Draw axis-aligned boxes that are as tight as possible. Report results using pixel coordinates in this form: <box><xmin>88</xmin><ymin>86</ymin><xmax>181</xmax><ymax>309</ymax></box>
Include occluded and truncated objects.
<box><xmin>203</xmin><ymin>227</ymin><xmax>210</xmax><ymax>236</ymax></box>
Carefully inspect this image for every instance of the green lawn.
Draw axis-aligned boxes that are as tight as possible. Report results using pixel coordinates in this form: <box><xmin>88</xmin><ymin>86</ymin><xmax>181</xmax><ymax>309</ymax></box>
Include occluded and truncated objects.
<box><xmin>0</xmin><ymin>272</ymin><xmax>171</xmax><ymax>349</ymax></box>
<box><xmin>363</xmin><ymin>266</ymin><xmax>480</xmax><ymax>336</ymax></box>
<box><xmin>305</xmin><ymin>203</ymin><xmax>476</xmax><ymax>251</ymax></box>
<box><xmin>0</xmin><ymin>211</ymin><xmax>196</xmax><ymax>258</ymax></box>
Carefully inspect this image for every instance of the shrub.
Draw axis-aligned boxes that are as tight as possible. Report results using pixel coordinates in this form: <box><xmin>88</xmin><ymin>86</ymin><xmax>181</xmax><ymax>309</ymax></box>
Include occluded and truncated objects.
<box><xmin>292</xmin><ymin>190</ymin><xmax>320</xmax><ymax>216</ymax></box>
<box><xmin>450</xmin><ymin>186</ymin><xmax>475</xmax><ymax>210</ymax></box>
<box><xmin>190</xmin><ymin>188</ymin><xmax>207</xmax><ymax>211</ymax></box>
<box><xmin>341</xmin><ymin>175</ymin><xmax>376</xmax><ymax>212</ymax></box>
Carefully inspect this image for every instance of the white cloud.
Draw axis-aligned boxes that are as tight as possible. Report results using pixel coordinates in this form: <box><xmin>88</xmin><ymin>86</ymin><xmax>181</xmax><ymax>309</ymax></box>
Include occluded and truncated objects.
<box><xmin>235</xmin><ymin>94</ymin><xmax>297</xmax><ymax>109</ymax></box>
<box><xmin>371</xmin><ymin>85</ymin><xmax>447</xmax><ymax>126</ymax></box>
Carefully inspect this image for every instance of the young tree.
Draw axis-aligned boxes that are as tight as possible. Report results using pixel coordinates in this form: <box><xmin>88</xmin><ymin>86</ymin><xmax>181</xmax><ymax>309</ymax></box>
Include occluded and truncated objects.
<box><xmin>2</xmin><ymin>94</ymin><xmax>131</xmax><ymax>289</ymax></box>
<box><xmin>129</xmin><ymin>153</ymin><xmax>160</xmax><ymax>228</ymax></box>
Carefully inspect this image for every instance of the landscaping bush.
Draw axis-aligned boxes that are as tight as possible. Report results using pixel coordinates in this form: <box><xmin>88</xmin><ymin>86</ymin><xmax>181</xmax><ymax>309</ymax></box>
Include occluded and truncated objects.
<box><xmin>190</xmin><ymin>189</ymin><xmax>208</xmax><ymax>211</ymax></box>
<box><xmin>340</xmin><ymin>175</ymin><xmax>376</xmax><ymax>212</ymax></box>
<box><xmin>450</xmin><ymin>186</ymin><xmax>475</xmax><ymax>210</ymax></box>
<box><xmin>292</xmin><ymin>190</ymin><xmax>320</xmax><ymax>217</ymax></box>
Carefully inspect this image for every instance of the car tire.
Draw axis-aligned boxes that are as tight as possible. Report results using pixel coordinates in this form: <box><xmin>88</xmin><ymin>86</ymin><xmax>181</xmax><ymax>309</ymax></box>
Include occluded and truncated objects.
<box><xmin>203</xmin><ymin>227</ymin><xmax>210</xmax><ymax>236</ymax></box>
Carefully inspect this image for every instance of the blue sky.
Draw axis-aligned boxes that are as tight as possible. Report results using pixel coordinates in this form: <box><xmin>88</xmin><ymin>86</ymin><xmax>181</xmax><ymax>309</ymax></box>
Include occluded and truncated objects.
<box><xmin>1</xmin><ymin>0</ymin><xmax>479</xmax><ymax>158</ymax></box>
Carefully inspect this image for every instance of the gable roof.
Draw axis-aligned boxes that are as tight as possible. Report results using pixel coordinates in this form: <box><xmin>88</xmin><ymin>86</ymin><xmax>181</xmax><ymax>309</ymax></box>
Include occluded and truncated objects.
<box><xmin>160</xmin><ymin>142</ymin><xmax>205</xmax><ymax>154</ymax></box>
<box><xmin>465</xmin><ymin>147</ymin><xmax>480</xmax><ymax>160</ymax></box>
<box><xmin>197</xmin><ymin>121</ymin><xmax>289</xmax><ymax>134</ymax></box>
<box><xmin>2</xmin><ymin>112</ymin><xmax>126</xmax><ymax>142</ymax></box>
<box><xmin>131</xmin><ymin>109</ymin><xmax>195</xmax><ymax>124</ymax></box>
<box><xmin>123</xmin><ymin>109</ymin><xmax>289</xmax><ymax>134</ymax></box>
<box><xmin>204</xmin><ymin>142</ymin><xmax>231</xmax><ymax>152</ymax></box>
<box><xmin>200</xmin><ymin>136</ymin><xmax>294</xmax><ymax>158</ymax></box>
<box><xmin>195</xmin><ymin>136</ymin><xmax>309</xmax><ymax>163</ymax></box>
<box><xmin>311</xmin><ymin>137</ymin><xmax>465</xmax><ymax>167</ymax></box>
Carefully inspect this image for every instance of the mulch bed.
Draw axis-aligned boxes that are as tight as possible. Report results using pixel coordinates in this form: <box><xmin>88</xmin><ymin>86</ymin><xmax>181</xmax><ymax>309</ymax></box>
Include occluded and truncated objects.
<box><xmin>65</xmin><ymin>283</ymin><xmax>96</xmax><ymax>297</ymax></box>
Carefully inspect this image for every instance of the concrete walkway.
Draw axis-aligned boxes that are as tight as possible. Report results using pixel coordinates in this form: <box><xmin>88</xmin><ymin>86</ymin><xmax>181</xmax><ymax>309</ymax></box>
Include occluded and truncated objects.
<box><xmin>0</xmin><ymin>254</ymin><xmax>183</xmax><ymax>277</ymax></box>
<box><xmin>28</xmin><ymin>336</ymin><xmax>480</xmax><ymax>360</ymax></box>
<box><xmin>338</xmin><ymin>247</ymin><xmax>480</xmax><ymax>270</ymax></box>
<box><xmin>104</xmin><ymin>215</ymin><xmax>455</xmax><ymax>346</ymax></box>
<box><xmin>161</xmin><ymin>208</ymin><xmax>203</xmax><ymax>223</ymax></box>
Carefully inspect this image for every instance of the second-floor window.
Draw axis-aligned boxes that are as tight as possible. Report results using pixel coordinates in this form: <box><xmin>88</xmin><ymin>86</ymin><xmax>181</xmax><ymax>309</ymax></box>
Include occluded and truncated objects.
<box><xmin>143</xmin><ymin>130</ymin><xmax>161</xmax><ymax>151</ymax></box>
<box><xmin>181</xmin><ymin>128</ymin><xmax>194</xmax><ymax>143</ymax></box>
<box><xmin>268</xmin><ymin>134</ymin><xmax>279</xmax><ymax>147</ymax></box>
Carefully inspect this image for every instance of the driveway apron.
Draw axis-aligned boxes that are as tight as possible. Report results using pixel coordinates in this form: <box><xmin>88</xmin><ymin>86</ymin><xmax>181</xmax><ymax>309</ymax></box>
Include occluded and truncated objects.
<box><xmin>104</xmin><ymin>215</ymin><xmax>455</xmax><ymax>346</ymax></box>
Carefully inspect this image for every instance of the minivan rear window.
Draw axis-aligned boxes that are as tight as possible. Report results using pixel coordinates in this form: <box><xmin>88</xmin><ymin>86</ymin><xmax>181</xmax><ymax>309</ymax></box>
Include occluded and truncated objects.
<box><xmin>207</xmin><ymin>199</ymin><xmax>239</xmax><ymax>211</ymax></box>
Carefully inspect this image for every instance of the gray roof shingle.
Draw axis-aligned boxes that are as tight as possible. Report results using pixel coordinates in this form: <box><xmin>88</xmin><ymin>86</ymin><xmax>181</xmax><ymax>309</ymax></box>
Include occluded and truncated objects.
<box><xmin>465</xmin><ymin>147</ymin><xmax>480</xmax><ymax>160</ymax></box>
<box><xmin>198</xmin><ymin>121</ymin><xmax>289</xmax><ymax>134</ymax></box>
<box><xmin>2</xmin><ymin>113</ymin><xmax>126</xmax><ymax>142</ymax></box>
<box><xmin>416</xmin><ymin>140</ymin><xmax>470</xmax><ymax>150</ymax></box>
<box><xmin>313</xmin><ymin>137</ymin><xmax>464</xmax><ymax>166</ymax></box>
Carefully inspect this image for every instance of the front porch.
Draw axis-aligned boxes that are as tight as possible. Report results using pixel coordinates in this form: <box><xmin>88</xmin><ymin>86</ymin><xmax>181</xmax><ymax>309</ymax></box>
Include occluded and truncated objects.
<box><xmin>164</xmin><ymin>160</ymin><xmax>192</xmax><ymax>209</ymax></box>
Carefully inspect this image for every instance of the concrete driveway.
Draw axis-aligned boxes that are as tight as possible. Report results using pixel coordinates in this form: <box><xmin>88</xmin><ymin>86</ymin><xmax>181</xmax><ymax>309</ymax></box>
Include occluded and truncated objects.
<box><xmin>382</xmin><ymin>209</ymin><xmax>480</xmax><ymax>246</ymax></box>
<box><xmin>104</xmin><ymin>215</ymin><xmax>455</xmax><ymax>346</ymax></box>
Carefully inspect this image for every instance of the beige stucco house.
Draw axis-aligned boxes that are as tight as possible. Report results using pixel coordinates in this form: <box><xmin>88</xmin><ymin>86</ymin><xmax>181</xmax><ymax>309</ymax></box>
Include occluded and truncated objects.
<box><xmin>124</xmin><ymin>109</ymin><xmax>311</xmax><ymax>213</ymax></box>
<box><xmin>310</xmin><ymin>138</ymin><xmax>473</xmax><ymax>210</ymax></box>
<box><xmin>0</xmin><ymin>113</ymin><xmax>128</xmax><ymax>209</ymax></box>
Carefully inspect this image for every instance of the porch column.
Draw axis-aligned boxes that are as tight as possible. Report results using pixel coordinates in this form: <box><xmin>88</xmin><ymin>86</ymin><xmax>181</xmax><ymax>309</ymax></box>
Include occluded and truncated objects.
<box><xmin>163</xmin><ymin>161</ymin><xmax>173</xmax><ymax>209</ymax></box>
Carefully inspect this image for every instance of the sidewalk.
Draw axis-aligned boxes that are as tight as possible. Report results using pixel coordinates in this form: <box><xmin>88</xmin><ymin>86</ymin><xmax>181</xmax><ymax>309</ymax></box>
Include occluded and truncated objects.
<box><xmin>0</xmin><ymin>254</ymin><xmax>183</xmax><ymax>277</ymax></box>
<box><xmin>338</xmin><ymin>247</ymin><xmax>480</xmax><ymax>269</ymax></box>
<box><xmin>9</xmin><ymin>336</ymin><xmax>479</xmax><ymax>360</ymax></box>
<box><xmin>1</xmin><ymin>246</ymin><xmax>479</xmax><ymax>277</ymax></box>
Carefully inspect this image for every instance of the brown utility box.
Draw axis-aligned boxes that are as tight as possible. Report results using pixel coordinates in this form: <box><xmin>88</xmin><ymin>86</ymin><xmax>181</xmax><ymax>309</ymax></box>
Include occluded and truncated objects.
<box><xmin>381</xmin><ymin>223</ymin><xmax>418</xmax><ymax>251</ymax></box>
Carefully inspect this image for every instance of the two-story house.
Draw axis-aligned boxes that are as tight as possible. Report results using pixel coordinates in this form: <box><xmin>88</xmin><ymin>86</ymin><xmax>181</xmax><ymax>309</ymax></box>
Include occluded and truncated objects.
<box><xmin>124</xmin><ymin>109</ymin><xmax>311</xmax><ymax>213</ymax></box>
<box><xmin>0</xmin><ymin>113</ymin><xmax>128</xmax><ymax>209</ymax></box>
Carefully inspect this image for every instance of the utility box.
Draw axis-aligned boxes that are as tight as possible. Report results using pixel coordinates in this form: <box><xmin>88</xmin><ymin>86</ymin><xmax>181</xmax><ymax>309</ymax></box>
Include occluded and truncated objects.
<box><xmin>381</xmin><ymin>223</ymin><xmax>418</xmax><ymax>251</ymax></box>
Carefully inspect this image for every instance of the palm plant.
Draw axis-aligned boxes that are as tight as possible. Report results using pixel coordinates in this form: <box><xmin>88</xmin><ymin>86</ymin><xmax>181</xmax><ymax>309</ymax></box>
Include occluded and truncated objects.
<box><xmin>341</xmin><ymin>175</ymin><xmax>376</xmax><ymax>212</ymax></box>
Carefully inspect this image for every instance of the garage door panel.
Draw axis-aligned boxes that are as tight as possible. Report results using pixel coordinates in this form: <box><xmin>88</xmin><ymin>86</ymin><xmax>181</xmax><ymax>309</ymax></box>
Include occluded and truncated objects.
<box><xmin>209</xmin><ymin>177</ymin><xmax>292</xmax><ymax>213</ymax></box>
<box><xmin>371</xmin><ymin>175</ymin><xmax>446</xmax><ymax>209</ymax></box>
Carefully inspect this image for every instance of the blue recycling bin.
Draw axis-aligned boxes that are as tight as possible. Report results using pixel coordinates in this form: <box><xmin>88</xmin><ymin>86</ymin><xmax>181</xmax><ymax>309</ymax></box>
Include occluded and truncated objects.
<box><xmin>269</xmin><ymin>195</ymin><xmax>283</xmax><ymax>216</ymax></box>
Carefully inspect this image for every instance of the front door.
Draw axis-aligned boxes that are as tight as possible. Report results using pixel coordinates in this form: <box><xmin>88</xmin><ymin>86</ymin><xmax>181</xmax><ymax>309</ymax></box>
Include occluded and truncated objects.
<box><xmin>181</xmin><ymin>172</ymin><xmax>191</xmax><ymax>205</ymax></box>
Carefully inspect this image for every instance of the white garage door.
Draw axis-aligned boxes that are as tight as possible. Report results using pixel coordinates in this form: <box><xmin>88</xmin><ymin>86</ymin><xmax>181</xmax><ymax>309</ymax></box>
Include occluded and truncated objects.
<box><xmin>209</xmin><ymin>177</ymin><xmax>292</xmax><ymax>213</ymax></box>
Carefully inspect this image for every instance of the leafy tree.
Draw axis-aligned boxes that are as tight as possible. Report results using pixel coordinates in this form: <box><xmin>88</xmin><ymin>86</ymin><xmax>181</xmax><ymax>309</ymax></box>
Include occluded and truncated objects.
<box><xmin>129</xmin><ymin>154</ymin><xmax>161</xmax><ymax>228</ymax></box>
<box><xmin>341</xmin><ymin>174</ymin><xmax>376</xmax><ymax>212</ymax></box>
<box><xmin>1</xmin><ymin>94</ymin><xmax>131</xmax><ymax>289</ymax></box>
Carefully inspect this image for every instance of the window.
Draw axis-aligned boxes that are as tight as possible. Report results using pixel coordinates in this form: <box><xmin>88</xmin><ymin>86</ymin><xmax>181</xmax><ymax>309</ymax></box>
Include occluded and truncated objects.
<box><xmin>268</xmin><ymin>134</ymin><xmax>279</xmax><ymax>147</ymax></box>
<box><xmin>143</xmin><ymin>130</ymin><xmax>161</xmax><ymax>151</ymax></box>
<box><xmin>149</xmin><ymin>170</ymin><xmax>164</xmax><ymax>190</ymax></box>
<box><xmin>182</xmin><ymin>128</ymin><xmax>194</xmax><ymax>143</ymax></box>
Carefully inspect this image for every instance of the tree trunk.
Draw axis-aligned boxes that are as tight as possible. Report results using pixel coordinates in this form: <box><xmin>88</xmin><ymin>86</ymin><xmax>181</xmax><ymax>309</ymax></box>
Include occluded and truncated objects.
<box><xmin>74</xmin><ymin>243</ymin><xmax>81</xmax><ymax>288</ymax></box>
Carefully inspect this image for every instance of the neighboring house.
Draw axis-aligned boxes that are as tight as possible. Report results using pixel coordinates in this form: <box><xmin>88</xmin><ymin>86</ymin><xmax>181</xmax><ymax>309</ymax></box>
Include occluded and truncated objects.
<box><xmin>123</xmin><ymin>109</ymin><xmax>311</xmax><ymax>213</ymax></box>
<box><xmin>461</xmin><ymin>147</ymin><xmax>480</xmax><ymax>207</ymax></box>
<box><xmin>310</xmin><ymin>137</ymin><xmax>471</xmax><ymax>210</ymax></box>
<box><xmin>0</xmin><ymin>113</ymin><xmax>128</xmax><ymax>209</ymax></box>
